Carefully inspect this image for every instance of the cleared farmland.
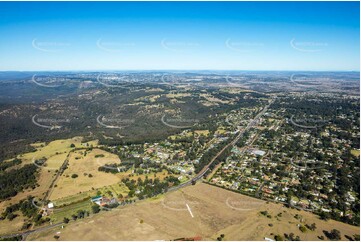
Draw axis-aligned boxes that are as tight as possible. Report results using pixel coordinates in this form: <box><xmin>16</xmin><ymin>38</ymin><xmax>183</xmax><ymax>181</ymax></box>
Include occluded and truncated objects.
<box><xmin>27</xmin><ymin>183</ymin><xmax>359</xmax><ymax>241</ymax></box>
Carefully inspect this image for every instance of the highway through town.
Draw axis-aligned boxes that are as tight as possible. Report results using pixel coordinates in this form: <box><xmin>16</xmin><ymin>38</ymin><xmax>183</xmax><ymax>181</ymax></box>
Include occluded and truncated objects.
<box><xmin>1</xmin><ymin>97</ymin><xmax>275</xmax><ymax>240</ymax></box>
<box><xmin>170</xmin><ymin>97</ymin><xmax>274</xmax><ymax>191</ymax></box>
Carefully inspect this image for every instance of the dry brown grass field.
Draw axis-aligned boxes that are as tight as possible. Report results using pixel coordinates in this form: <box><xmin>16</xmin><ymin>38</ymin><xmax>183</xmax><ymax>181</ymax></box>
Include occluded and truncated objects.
<box><xmin>0</xmin><ymin>137</ymin><xmax>91</xmax><ymax>212</ymax></box>
<box><xmin>0</xmin><ymin>137</ymin><xmax>173</xmax><ymax>236</ymax></box>
<box><xmin>27</xmin><ymin>183</ymin><xmax>359</xmax><ymax>241</ymax></box>
<box><xmin>0</xmin><ymin>214</ymin><xmax>26</xmax><ymax>236</ymax></box>
<box><xmin>49</xmin><ymin>147</ymin><xmax>170</xmax><ymax>202</ymax></box>
<box><xmin>0</xmin><ymin>137</ymin><xmax>99</xmax><ymax>235</ymax></box>
<box><xmin>49</xmin><ymin>148</ymin><xmax>121</xmax><ymax>201</ymax></box>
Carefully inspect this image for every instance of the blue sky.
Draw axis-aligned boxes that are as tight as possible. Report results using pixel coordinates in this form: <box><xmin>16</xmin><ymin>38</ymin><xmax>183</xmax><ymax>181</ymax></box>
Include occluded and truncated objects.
<box><xmin>0</xmin><ymin>1</ymin><xmax>359</xmax><ymax>71</ymax></box>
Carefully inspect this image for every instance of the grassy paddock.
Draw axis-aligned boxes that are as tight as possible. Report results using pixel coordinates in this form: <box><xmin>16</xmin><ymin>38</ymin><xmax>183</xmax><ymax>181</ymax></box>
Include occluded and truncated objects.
<box><xmin>50</xmin><ymin>200</ymin><xmax>93</xmax><ymax>223</ymax></box>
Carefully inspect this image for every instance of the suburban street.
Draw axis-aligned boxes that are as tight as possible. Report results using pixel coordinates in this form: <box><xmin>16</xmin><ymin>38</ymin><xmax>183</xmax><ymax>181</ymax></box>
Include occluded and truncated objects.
<box><xmin>170</xmin><ymin>97</ymin><xmax>275</xmax><ymax>191</ymax></box>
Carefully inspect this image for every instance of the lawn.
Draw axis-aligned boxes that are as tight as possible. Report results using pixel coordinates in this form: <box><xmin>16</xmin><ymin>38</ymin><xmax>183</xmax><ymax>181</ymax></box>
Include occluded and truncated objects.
<box><xmin>50</xmin><ymin>200</ymin><xmax>93</xmax><ymax>223</ymax></box>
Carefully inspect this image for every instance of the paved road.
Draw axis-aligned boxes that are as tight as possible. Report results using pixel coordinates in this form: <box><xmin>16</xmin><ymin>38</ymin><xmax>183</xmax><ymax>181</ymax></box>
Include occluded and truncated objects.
<box><xmin>170</xmin><ymin>98</ymin><xmax>274</xmax><ymax>192</ymax></box>
<box><xmin>2</xmin><ymin>98</ymin><xmax>275</xmax><ymax>240</ymax></box>
<box><xmin>0</xmin><ymin>222</ymin><xmax>63</xmax><ymax>240</ymax></box>
<box><xmin>1</xmin><ymin>153</ymin><xmax>72</xmax><ymax>241</ymax></box>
